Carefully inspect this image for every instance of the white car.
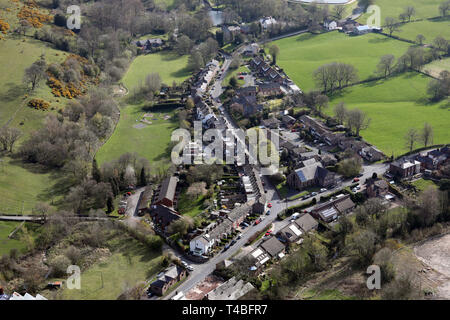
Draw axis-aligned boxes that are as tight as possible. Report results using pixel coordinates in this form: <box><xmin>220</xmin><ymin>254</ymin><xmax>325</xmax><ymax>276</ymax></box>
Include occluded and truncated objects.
<box><xmin>320</xmin><ymin>188</ymin><xmax>327</xmax><ymax>193</ymax></box>
<box><xmin>181</xmin><ymin>261</ymin><xmax>188</xmax><ymax>267</ymax></box>
<box><xmin>186</xmin><ymin>265</ymin><xmax>194</xmax><ymax>271</ymax></box>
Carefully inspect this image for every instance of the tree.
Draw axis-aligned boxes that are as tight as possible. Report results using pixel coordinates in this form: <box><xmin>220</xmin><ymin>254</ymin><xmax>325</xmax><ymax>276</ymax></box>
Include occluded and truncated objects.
<box><xmin>139</xmin><ymin>167</ymin><xmax>147</xmax><ymax>186</ymax></box>
<box><xmin>384</xmin><ymin>17</ymin><xmax>400</xmax><ymax>36</ymax></box>
<box><xmin>167</xmin><ymin>217</ymin><xmax>194</xmax><ymax>236</ymax></box>
<box><xmin>229</xmin><ymin>76</ymin><xmax>238</xmax><ymax>88</ymax></box>
<box><xmin>346</xmin><ymin>108</ymin><xmax>371</xmax><ymax>137</ymax></box>
<box><xmin>0</xmin><ymin>126</ymin><xmax>22</xmax><ymax>152</ymax></box>
<box><xmin>269</xmin><ymin>44</ymin><xmax>280</xmax><ymax>65</ymax></box>
<box><xmin>348</xmin><ymin>230</ymin><xmax>377</xmax><ymax>267</ymax></box>
<box><xmin>403</xmin><ymin>6</ymin><xmax>416</xmax><ymax>22</ymax></box>
<box><xmin>314</xmin><ymin>94</ymin><xmax>329</xmax><ymax>114</ymax></box>
<box><xmin>427</xmin><ymin>70</ymin><xmax>450</xmax><ymax>101</ymax></box>
<box><xmin>333</xmin><ymin>5</ymin><xmax>346</xmax><ymax>20</ymax></box>
<box><xmin>433</xmin><ymin>36</ymin><xmax>449</xmax><ymax>55</ymax></box>
<box><xmin>175</xmin><ymin>35</ymin><xmax>193</xmax><ymax>55</ymax></box>
<box><xmin>421</xmin><ymin>123</ymin><xmax>434</xmax><ymax>147</ymax></box>
<box><xmin>439</xmin><ymin>1</ymin><xmax>450</xmax><ymax>17</ymax></box>
<box><xmin>416</xmin><ymin>34</ymin><xmax>425</xmax><ymax>45</ymax></box>
<box><xmin>337</xmin><ymin>156</ymin><xmax>362</xmax><ymax>178</ymax></box>
<box><xmin>92</xmin><ymin>159</ymin><xmax>101</xmax><ymax>182</ymax></box>
<box><xmin>404</xmin><ymin>128</ymin><xmax>419</xmax><ymax>152</ymax></box>
<box><xmin>188</xmin><ymin>49</ymin><xmax>204</xmax><ymax>72</ymax></box>
<box><xmin>106</xmin><ymin>196</ymin><xmax>114</xmax><ymax>213</ymax></box>
<box><xmin>376</xmin><ymin>54</ymin><xmax>395</xmax><ymax>78</ymax></box>
<box><xmin>145</xmin><ymin>72</ymin><xmax>161</xmax><ymax>94</ymax></box>
<box><xmin>23</xmin><ymin>56</ymin><xmax>47</xmax><ymax>91</ymax></box>
<box><xmin>334</xmin><ymin>102</ymin><xmax>347</xmax><ymax>125</ymax></box>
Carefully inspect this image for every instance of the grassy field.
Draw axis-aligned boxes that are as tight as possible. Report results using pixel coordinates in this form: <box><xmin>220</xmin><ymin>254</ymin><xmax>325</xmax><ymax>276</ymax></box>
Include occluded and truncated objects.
<box><xmin>96</xmin><ymin>50</ymin><xmax>192</xmax><ymax>167</ymax></box>
<box><xmin>326</xmin><ymin>72</ymin><xmax>450</xmax><ymax>156</ymax></box>
<box><xmin>411</xmin><ymin>178</ymin><xmax>439</xmax><ymax>191</ymax></box>
<box><xmin>60</xmin><ymin>237</ymin><xmax>164</xmax><ymax>300</ymax></box>
<box><xmin>0</xmin><ymin>221</ymin><xmax>40</xmax><ymax>256</ymax></box>
<box><xmin>121</xmin><ymin>52</ymin><xmax>190</xmax><ymax>90</ymax></box>
<box><xmin>95</xmin><ymin>102</ymin><xmax>178</xmax><ymax>168</ymax></box>
<box><xmin>0</xmin><ymin>37</ymin><xmax>68</xmax><ymax>214</ymax></box>
<box><xmin>423</xmin><ymin>57</ymin><xmax>450</xmax><ymax>77</ymax></box>
<box><xmin>358</xmin><ymin>0</ymin><xmax>444</xmax><ymax>24</ymax></box>
<box><xmin>394</xmin><ymin>18</ymin><xmax>450</xmax><ymax>43</ymax></box>
<box><xmin>272</xmin><ymin>31</ymin><xmax>411</xmax><ymax>91</ymax></box>
<box><xmin>0</xmin><ymin>156</ymin><xmax>60</xmax><ymax>214</ymax></box>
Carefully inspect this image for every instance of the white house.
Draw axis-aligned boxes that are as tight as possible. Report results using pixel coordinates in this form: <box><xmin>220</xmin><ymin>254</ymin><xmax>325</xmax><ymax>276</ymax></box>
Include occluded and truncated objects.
<box><xmin>190</xmin><ymin>234</ymin><xmax>214</xmax><ymax>256</ymax></box>
<box><xmin>259</xmin><ymin>17</ymin><xmax>277</xmax><ymax>30</ymax></box>
<box><xmin>324</xmin><ymin>21</ymin><xmax>338</xmax><ymax>30</ymax></box>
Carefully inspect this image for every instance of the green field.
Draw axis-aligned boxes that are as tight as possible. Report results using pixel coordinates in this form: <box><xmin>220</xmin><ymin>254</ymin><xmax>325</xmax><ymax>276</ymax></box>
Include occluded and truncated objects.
<box><xmin>0</xmin><ymin>156</ymin><xmax>60</xmax><ymax>214</ymax></box>
<box><xmin>60</xmin><ymin>238</ymin><xmax>163</xmax><ymax>300</ymax></box>
<box><xmin>411</xmin><ymin>178</ymin><xmax>439</xmax><ymax>191</ymax></box>
<box><xmin>358</xmin><ymin>0</ymin><xmax>444</xmax><ymax>24</ymax></box>
<box><xmin>423</xmin><ymin>57</ymin><xmax>450</xmax><ymax>77</ymax></box>
<box><xmin>327</xmin><ymin>72</ymin><xmax>450</xmax><ymax>156</ymax></box>
<box><xmin>95</xmin><ymin>102</ymin><xmax>178</xmax><ymax>168</ymax></box>
<box><xmin>121</xmin><ymin>52</ymin><xmax>191</xmax><ymax>90</ymax></box>
<box><xmin>0</xmin><ymin>221</ymin><xmax>40</xmax><ymax>256</ymax></box>
<box><xmin>272</xmin><ymin>31</ymin><xmax>412</xmax><ymax>91</ymax></box>
<box><xmin>0</xmin><ymin>37</ymin><xmax>67</xmax><ymax>214</ymax></box>
<box><xmin>97</xmin><ymin>51</ymin><xmax>192</xmax><ymax>167</ymax></box>
<box><xmin>395</xmin><ymin>18</ymin><xmax>450</xmax><ymax>43</ymax></box>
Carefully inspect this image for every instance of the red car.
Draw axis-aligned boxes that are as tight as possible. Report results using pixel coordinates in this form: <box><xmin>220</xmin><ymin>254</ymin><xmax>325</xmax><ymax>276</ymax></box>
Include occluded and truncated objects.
<box><xmin>267</xmin><ymin>203</ymin><xmax>272</xmax><ymax>208</ymax></box>
<box><xmin>353</xmin><ymin>178</ymin><xmax>360</xmax><ymax>182</ymax></box>
<box><xmin>265</xmin><ymin>230</ymin><xmax>272</xmax><ymax>236</ymax></box>
<box><xmin>255</xmin><ymin>219</ymin><xmax>261</xmax><ymax>225</ymax></box>
<box><xmin>238</xmin><ymin>76</ymin><xmax>244</xmax><ymax>80</ymax></box>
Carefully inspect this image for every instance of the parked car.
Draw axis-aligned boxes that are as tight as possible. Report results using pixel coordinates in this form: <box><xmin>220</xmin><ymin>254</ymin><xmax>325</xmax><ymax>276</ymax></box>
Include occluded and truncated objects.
<box><xmin>266</xmin><ymin>210</ymin><xmax>271</xmax><ymax>215</ymax></box>
<box><xmin>223</xmin><ymin>244</ymin><xmax>230</xmax><ymax>251</ymax></box>
<box><xmin>265</xmin><ymin>230</ymin><xmax>272</xmax><ymax>236</ymax></box>
<box><xmin>230</xmin><ymin>240</ymin><xmax>237</xmax><ymax>246</ymax></box>
<box><xmin>353</xmin><ymin>178</ymin><xmax>360</xmax><ymax>182</ymax></box>
<box><xmin>186</xmin><ymin>265</ymin><xmax>194</xmax><ymax>271</ymax></box>
<box><xmin>267</xmin><ymin>203</ymin><xmax>272</xmax><ymax>208</ymax></box>
<box><xmin>319</xmin><ymin>188</ymin><xmax>327</xmax><ymax>193</ymax></box>
<box><xmin>237</xmin><ymin>234</ymin><xmax>242</xmax><ymax>240</ymax></box>
<box><xmin>311</xmin><ymin>192</ymin><xmax>318</xmax><ymax>196</ymax></box>
<box><xmin>181</xmin><ymin>261</ymin><xmax>188</xmax><ymax>267</ymax></box>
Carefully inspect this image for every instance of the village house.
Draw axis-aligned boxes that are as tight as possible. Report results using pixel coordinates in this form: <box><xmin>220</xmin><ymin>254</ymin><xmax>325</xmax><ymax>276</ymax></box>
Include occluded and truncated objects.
<box><xmin>149</xmin><ymin>204</ymin><xmax>181</xmax><ymax>233</ymax></box>
<box><xmin>137</xmin><ymin>186</ymin><xmax>154</xmax><ymax>216</ymax></box>
<box><xmin>135</xmin><ymin>38</ymin><xmax>164</xmax><ymax>51</ymax></box>
<box><xmin>258</xmin><ymin>83</ymin><xmax>284</xmax><ymax>96</ymax></box>
<box><xmin>230</xmin><ymin>94</ymin><xmax>263</xmax><ymax>117</ymax></box>
<box><xmin>259</xmin><ymin>16</ymin><xmax>277</xmax><ymax>30</ymax></box>
<box><xmin>416</xmin><ymin>148</ymin><xmax>448</xmax><ymax>171</ymax></box>
<box><xmin>189</xmin><ymin>203</ymin><xmax>252</xmax><ymax>256</ymax></box>
<box><xmin>277</xmin><ymin>222</ymin><xmax>303</xmax><ymax>243</ymax></box>
<box><xmin>324</xmin><ymin>20</ymin><xmax>338</xmax><ymax>31</ymax></box>
<box><xmin>243</xmin><ymin>43</ymin><xmax>259</xmax><ymax>56</ymax></box>
<box><xmin>205</xmin><ymin>277</ymin><xmax>255</xmax><ymax>300</ymax></box>
<box><xmin>149</xmin><ymin>264</ymin><xmax>187</xmax><ymax>296</ymax></box>
<box><xmin>295</xmin><ymin>213</ymin><xmax>319</xmax><ymax>232</ymax></box>
<box><xmin>365</xmin><ymin>178</ymin><xmax>389</xmax><ymax>198</ymax></box>
<box><xmin>299</xmin><ymin>115</ymin><xmax>341</xmax><ymax>146</ymax></box>
<box><xmin>281</xmin><ymin>114</ymin><xmax>296</xmax><ymax>127</ymax></box>
<box><xmin>310</xmin><ymin>194</ymin><xmax>356</xmax><ymax>223</ymax></box>
<box><xmin>222</xmin><ymin>25</ymin><xmax>241</xmax><ymax>44</ymax></box>
<box><xmin>389</xmin><ymin>160</ymin><xmax>421</xmax><ymax>179</ymax></box>
<box><xmin>287</xmin><ymin>159</ymin><xmax>336</xmax><ymax>191</ymax></box>
<box><xmin>261</xmin><ymin>117</ymin><xmax>281</xmax><ymax>129</ymax></box>
<box><xmin>360</xmin><ymin>146</ymin><xmax>385</xmax><ymax>162</ymax></box>
<box><xmin>153</xmin><ymin>176</ymin><xmax>179</xmax><ymax>208</ymax></box>
<box><xmin>260</xmin><ymin>236</ymin><xmax>286</xmax><ymax>259</ymax></box>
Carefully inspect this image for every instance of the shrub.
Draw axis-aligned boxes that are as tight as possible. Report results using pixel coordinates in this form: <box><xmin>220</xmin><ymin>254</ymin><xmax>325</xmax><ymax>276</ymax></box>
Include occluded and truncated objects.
<box><xmin>28</xmin><ymin>98</ymin><xmax>50</xmax><ymax>110</ymax></box>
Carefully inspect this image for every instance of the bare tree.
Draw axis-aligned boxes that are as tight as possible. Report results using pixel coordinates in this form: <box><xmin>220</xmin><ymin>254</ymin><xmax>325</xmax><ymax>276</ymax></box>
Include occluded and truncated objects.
<box><xmin>384</xmin><ymin>17</ymin><xmax>400</xmax><ymax>36</ymax></box>
<box><xmin>421</xmin><ymin>123</ymin><xmax>434</xmax><ymax>147</ymax></box>
<box><xmin>404</xmin><ymin>6</ymin><xmax>416</xmax><ymax>22</ymax></box>
<box><xmin>334</xmin><ymin>102</ymin><xmax>347</xmax><ymax>125</ymax></box>
<box><xmin>333</xmin><ymin>5</ymin><xmax>346</xmax><ymax>20</ymax></box>
<box><xmin>346</xmin><ymin>108</ymin><xmax>371</xmax><ymax>137</ymax></box>
<box><xmin>23</xmin><ymin>56</ymin><xmax>47</xmax><ymax>91</ymax></box>
<box><xmin>416</xmin><ymin>34</ymin><xmax>425</xmax><ymax>45</ymax></box>
<box><xmin>269</xmin><ymin>44</ymin><xmax>280</xmax><ymax>65</ymax></box>
<box><xmin>404</xmin><ymin>128</ymin><xmax>419</xmax><ymax>152</ymax></box>
<box><xmin>376</xmin><ymin>54</ymin><xmax>395</xmax><ymax>78</ymax></box>
<box><xmin>439</xmin><ymin>1</ymin><xmax>450</xmax><ymax>17</ymax></box>
<box><xmin>0</xmin><ymin>126</ymin><xmax>22</xmax><ymax>152</ymax></box>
